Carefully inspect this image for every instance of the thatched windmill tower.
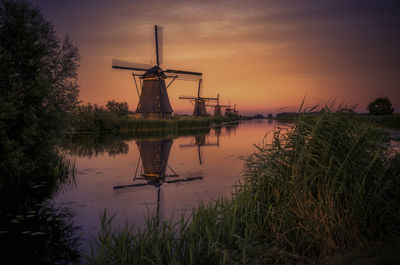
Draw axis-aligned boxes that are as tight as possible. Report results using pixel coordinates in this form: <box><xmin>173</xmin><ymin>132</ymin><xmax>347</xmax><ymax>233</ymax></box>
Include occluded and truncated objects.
<box><xmin>179</xmin><ymin>79</ymin><xmax>217</xmax><ymax>116</ymax></box>
<box><xmin>112</xmin><ymin>25</ymin><xmax>202</xmax><ymax>119</ymax></box>
<box><xmin>179</xmin><ymin>134</ymin><xmax>219</xmax><ymax>165</ymax></box>
<box><xmin>209</xmin><ymin>94</ymin><xmax>230</xmax><ymax>117</ymax></box>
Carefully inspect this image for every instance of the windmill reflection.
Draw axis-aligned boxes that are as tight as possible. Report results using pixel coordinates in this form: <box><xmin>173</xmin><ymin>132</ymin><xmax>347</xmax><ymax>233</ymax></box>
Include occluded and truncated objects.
<box><xmin>113</xmin><ymin>138</ymin><xmax>202</xmax><ymax>215</ymax></box>
<box><xmin>179</xmin><ymin>134</ymin><xmax>219</xmax><ymax>165</ymax></box>
<box><xmin>225</xmin><ymin>123</ymin><xmax>239</xmax><ymax>138</ymax></box>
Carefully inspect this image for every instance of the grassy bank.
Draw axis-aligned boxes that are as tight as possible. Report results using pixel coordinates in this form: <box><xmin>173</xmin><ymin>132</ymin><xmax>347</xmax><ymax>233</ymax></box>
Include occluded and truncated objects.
<box><xmin>276</xmin><ymin>112</ymin><xmax>400</xmax><ymax>130</ymax></box>
<box><xmin>357</xmin><ymin>114</ymin><xmax>400</xmax><ymax>130</ymax></box>
<box><xmin>87</xmin><ymin>111</ymin><xmax>400</xmax><ymax>264</ymax></box>
<box><xmin>67</xmin><ymin>106</ymin><xmax>237</xmax><ymax>133</ymax></box>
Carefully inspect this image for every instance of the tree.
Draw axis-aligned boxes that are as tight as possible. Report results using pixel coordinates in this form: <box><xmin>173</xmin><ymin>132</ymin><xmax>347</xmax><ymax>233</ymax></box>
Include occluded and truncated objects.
<box><xmin>367</xmin><ymin>97</ymin><xmax>394</xmax><ymax>115</ymax></box>
<box><xmin>0</xmin><ymin>0</ymin><xmax>80</xmax><ymax>178</ymax></box>
<box><xmin>106</xmin><ymin>100</ymin><xmax>129</xmax><ymax>117</ymax></box>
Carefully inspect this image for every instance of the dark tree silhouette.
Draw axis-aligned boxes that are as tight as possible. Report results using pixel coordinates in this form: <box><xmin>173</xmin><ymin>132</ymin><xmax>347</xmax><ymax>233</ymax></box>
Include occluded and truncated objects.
<box><xmin>367</xmin><ymin>97</ymin><xmax>394</xmax><ymax>115</ymax></box>
<box><xmin>106</xmin><ymin>99</ymin><xmax>129</xmax><ymax>117</ymax></box>
<box><xmin>0</xmin><ymin>0</ymin><xmax>80</xmax><ymax>179</ymax></box>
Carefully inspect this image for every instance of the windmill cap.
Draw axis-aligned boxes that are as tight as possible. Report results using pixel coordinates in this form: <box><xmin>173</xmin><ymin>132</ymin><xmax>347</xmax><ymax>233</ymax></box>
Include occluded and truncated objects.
<box><xmin>142</xmin><ymin>66</ymin><xmax>166</xmax><ymax>78</ymax></box>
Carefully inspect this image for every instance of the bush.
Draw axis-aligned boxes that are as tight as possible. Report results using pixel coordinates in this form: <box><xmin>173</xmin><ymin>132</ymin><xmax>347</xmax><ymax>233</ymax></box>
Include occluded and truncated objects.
<box><xmin>106</xmin><ymin>100</ymin><xmax>129</xmax><ymax>117</ymax></box>
<box><xmin>367</xmin><ymin>97</ymin><xmax>394</xmax><ymax>115</ymax></box>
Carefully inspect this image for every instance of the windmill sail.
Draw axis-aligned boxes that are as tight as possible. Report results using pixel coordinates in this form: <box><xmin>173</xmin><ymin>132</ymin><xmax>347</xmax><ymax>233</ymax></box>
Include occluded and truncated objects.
<box><xmin>112</xmin><ymin>59</ymin><xmax>151</xmax><ymax>72</ymax></box>
<box><xmin>155</xmin><ymin>25</ymin><xmax>163</xmax><ymax>66</ymax></box>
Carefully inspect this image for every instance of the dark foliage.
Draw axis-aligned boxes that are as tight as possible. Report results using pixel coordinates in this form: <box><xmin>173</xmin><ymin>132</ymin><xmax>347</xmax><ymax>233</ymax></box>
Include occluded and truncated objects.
<box><xmin>0</xmin><ymin>1</ymin><xmax>82</xmax><ymax>263</ymax></box>
<box><xmin>106</xmin><ymin>99</ymin><xmax>129</xmax><ymax>117</ymax></box>
<box><xmin>0</xmin><ymin>0</ymin><xmax>80</xmax><ymax>180</ymax></box>
<box><xmin>367</xmin><ymin>97</ymin><xmax>394</xmax><ymax>115</ymax></box>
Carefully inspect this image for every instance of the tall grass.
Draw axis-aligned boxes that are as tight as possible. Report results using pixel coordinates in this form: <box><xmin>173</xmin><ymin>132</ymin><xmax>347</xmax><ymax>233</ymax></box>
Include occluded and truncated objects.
<box><xmin>358</xmin><ymin>114</ymin><xmax>400</xmax><ymax>130</ymax></box>
<box><xmin>87</xmin><ymin>110</ymin><xmax>400</xmax><ymax>264</ymax></box>
<box><xmin>68</xmin><ymin>106</ymin><xmax>232</xmax><ymax>133</ymax></box>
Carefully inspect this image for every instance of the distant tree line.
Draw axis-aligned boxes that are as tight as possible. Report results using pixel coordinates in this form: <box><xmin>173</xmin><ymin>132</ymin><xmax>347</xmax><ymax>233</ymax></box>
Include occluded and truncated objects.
<box><xmin>68</xmin><ymin>100</ymin><xmax>130</xmax><ymax>132</ymax></box>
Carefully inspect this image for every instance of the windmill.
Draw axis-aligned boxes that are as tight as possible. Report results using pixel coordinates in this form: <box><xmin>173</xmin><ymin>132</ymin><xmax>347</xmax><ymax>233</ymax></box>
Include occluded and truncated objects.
<box><xmin>112</xmin><ymin>25</ymin><xmax>203</xmax><ymax>119</ymax></box>
<box><xmin>178</xmin><ymin>79</ymin><xmax>218</xmax><ymax>116</ymax></box>
<box><xmin>225</xmin><ymin>103</ymin><xmax>239</xmax><ymax>116</ymax></box>
<box><xmin>208</xmin><ymin>94</ymin><xmax>230</xmax><ymax>117</ymax></box>
<box><xmin>113</xmin><ymin>138</ymin><xmax>203</xmax><ymax>217</ymax></box>
<box><xmin>179</xmin><ymin>134</ymin><xmax>219</xmax><ymax>165</ymax></box>
<box><xmin>233</xmin><ymin>104</ymin><xmax>239</xmax><ymax>116</ymax></box>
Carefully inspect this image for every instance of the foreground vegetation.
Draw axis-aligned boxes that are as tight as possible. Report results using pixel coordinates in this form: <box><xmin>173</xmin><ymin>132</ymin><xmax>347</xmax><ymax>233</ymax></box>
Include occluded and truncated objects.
<box><xmin>87</xmin><ymin>111</ymin><xmax>400</xmax><ymax>264</ymax></box>
<box><xmin>276</xmin><ymin>112</ymin><xmax>400</xmax><ymax>131</ymax></box>
<box><xmin>1</xmin><ymin>1</ymin><xmax>82</xmax><ymax>263</ymax></box>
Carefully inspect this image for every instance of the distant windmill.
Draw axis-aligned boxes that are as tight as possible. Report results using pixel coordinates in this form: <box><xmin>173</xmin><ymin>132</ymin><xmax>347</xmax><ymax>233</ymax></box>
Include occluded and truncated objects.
<box><xmin>179</xmin><ymin>134</ymin><xmax>219</xmax><ymax>165</ymax></box>
<box><xmin>233</xmin><ymin>104</ymin><xmax>239</xmax><ymax>116</ymax></box>
<box><xmin>112</xmin><ymin>25</ymin><xmax>202</xmax><ymax>118</ymax></box>
<box><xmin>208</xmin><ymin>94</ymin><xmax>230</xmax><ymax>117</ymax></box>
<box><xmin>226</xmin><ymin>103</ymin><xmax>239</xmax><ymax>116</ymax></box>
<box><xmin>179</xmin><ymin>79</ymin><xmax>217</xmax><ymax>116</ymax></box>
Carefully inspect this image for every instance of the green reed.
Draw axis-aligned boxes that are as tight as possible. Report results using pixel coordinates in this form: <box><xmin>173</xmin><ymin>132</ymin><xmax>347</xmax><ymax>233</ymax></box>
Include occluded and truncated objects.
<box><xmin>87</xmin><ymin>110</ymin><xmax>400</xmax><ymax>264</ymax></box>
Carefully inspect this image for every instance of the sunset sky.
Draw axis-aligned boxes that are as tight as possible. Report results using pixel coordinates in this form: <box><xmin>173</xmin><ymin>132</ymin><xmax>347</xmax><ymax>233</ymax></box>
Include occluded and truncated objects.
<box><xmin>31</xmin><ymin>0</ymin><xmax>399</xmax><ymax>115</ymax></box>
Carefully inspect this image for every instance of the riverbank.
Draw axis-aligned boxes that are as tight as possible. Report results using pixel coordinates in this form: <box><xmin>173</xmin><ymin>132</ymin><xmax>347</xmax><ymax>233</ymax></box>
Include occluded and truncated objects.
<box><xmin>275</xmin><ymin>112</ymin><xmax>400</xmax><ymax>131</ymax></box>
<box><xmin>67</xmin><ymin>112</ymin><xmax>240</xmax><ymax>133</ymax></box>
<box><xmin>87</xmin><ymin>111</ymin><xmax>400</xmax><ymax>264</ymax></box>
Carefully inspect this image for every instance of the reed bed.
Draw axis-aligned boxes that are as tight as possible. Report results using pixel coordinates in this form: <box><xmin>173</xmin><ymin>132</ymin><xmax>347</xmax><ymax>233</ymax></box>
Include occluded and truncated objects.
<box><xmin>69</xmin><ymin>112</ymin><xmax>230</xmax><ymax>133</ymax></box>
<box><xmin>87</xmin><ymin>111</ymin><xmax>400</xmax><ymax>264</ymax></box>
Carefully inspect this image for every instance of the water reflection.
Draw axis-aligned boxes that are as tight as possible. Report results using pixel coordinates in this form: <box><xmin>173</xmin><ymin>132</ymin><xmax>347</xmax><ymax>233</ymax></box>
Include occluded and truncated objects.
<box><xmin>180</xmin><ymin>134</ymin><xmax>219</xmax><ymax>165</ymax></box>
<box><xmin>0</xmin><ymin>150</ymin><xmax>82</xmax><ymax>264</ymax></box>
<box><xmin>54</xmin><ymin>120</ymin><xmax>282</xmax><ymax>255</ymax></box>
<box><xmin>113</xmin><ymin>138</ymin><xmax>203</xmax><ymax>218</ymax></box>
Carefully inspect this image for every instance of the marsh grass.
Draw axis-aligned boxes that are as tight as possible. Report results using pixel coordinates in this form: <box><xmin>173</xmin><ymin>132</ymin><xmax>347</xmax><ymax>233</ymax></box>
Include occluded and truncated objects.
<box><xmin>69</xmin><ymin>108</ymin><xmax>233</xmax><ymax>133</ymax></box>
<box><xmin>87</xmin><ymin>110</ymin><xmax>400</xmax><ymax>264</ymax></box>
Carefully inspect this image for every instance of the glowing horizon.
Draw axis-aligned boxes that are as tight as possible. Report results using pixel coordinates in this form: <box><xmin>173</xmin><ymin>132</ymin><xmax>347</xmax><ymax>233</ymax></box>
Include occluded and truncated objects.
<box><xmin>31</xmin><ymin>0</ymin><xmax>400</xmax><ymax>115</ymax></box>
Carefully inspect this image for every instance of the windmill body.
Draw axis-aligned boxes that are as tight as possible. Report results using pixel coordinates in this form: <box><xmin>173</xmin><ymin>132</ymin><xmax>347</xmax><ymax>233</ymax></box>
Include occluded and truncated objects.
<box><xmin>137</xmin><ymin>67</ymin><xmax>173</xmax><ymax>118</ymax></box>
<box><xmin>179</xmin><ymin>79</ymin><xmax>217</xmax><ymax>117</ymax></box>
<box><xmin>112</xmin><ymin>25</ymin><xmax>202</xmax><ymax>119</ymax></box>
<box><xmin>209</xmin><ymin>94</ymin><xmax>230</xmax><ymax>117</ymax></box>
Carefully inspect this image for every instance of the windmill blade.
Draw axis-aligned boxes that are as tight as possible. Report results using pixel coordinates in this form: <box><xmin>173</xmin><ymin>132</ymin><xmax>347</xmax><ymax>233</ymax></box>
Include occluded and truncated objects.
<box><xmin>178</xmin><ymin>95</ymin><xmax>196</xmax><ymax>99</ymax></box>
<box><xmin>165</xmin><ymin>74</ymin><xmax>201</xmax><ymax>81</ymax></box>
<box><xmin>112</xmin><ymin>59</ymin><xmax>151</xmax><ymax>72</ymax></box>
<box><xmin>113</xmin><ymin>182</ymin><xmax>153</xmax><ymax>190</ymax></box>
<box><xmin>198</xmin><ymin>145</ymin><xmax>203</xmax><ymax>165</ymax></box>
<box><xmin>165</xmin><ymin>69</ymin><xmax>202</xmax><ymax>76</ymax></box>
<box><xmin>197</xmin><ymin>79</ymin><xmax>203</xmax><ymax>97</ymax></box>
<box><xmin>179</xmin><ymin>144</ymin><xmax>197</xmax><ymax>148</ymax></box>
<box><xmin>165</xmin><ymin>69</ymin><xmax>202</xmax><ymax>81</ymax></box>
<box><xmin>164</xmin><ymin>176</ymin><xmax>203</xmax><ymax>184</ymax></box>
<box><xmin>155</xmin><ymin>25</ymin><xmax>163</xmax><ymax>66</ymax></box>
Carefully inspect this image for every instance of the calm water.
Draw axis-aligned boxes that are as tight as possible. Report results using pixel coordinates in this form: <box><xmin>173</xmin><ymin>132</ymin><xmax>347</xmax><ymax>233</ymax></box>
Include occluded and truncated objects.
<box><xmin>54</xmin><ymin>119</ymin><xmax>282</xmax><ymax>251</ymax></box>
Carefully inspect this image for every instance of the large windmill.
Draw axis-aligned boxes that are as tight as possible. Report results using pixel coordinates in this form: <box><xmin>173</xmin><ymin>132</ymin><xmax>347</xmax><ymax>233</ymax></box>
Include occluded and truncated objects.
<box><xmin>112</xmin><ymin>25</ymin><xmax>202</xmax><ymax>119</ymax></box>
<box><xmin>178</xmin><ymin>79</ymin><xmax>217</xmax><ymax>116</ymax></box>
<box><xmin>209</xmin><ymin>94</ymin><xmax>230</xmax><ymax>117</ymax></box>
